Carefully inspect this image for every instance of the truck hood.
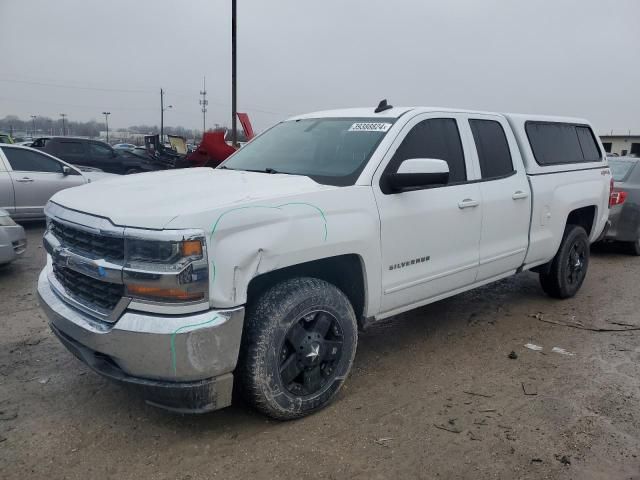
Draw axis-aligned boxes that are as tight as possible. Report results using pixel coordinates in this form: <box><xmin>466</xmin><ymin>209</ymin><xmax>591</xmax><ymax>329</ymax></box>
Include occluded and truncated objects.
<box><xmin>50</xmin><ymin>168</ymin><xmax>333</xmax><ymax>229</ymax></box>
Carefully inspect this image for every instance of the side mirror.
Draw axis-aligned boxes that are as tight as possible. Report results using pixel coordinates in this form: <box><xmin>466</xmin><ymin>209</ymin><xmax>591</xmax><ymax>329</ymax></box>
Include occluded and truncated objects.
<box><xmin>62</xmin><ymin>165</ymin><xmax>71</xmax><ymax>176</ymax></box>
<box><xmin>386</xmin><ymin>158</ymin><xmax>450</xmax><ymax>192</ymax></box>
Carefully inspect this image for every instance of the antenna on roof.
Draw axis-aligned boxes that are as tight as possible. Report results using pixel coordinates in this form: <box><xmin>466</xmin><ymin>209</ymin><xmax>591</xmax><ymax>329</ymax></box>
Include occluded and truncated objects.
<box><xmin>374</xmin><ymin>99</ymin><xmax>393</xmax><ymax>113</ymax></box>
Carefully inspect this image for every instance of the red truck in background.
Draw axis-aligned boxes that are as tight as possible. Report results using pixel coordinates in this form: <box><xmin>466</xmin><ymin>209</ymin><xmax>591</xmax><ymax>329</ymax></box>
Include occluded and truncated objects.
<box><xmin>187</xmin><ymin>112</ymin><xmax>255</xmax><ymax>168</ymax></box>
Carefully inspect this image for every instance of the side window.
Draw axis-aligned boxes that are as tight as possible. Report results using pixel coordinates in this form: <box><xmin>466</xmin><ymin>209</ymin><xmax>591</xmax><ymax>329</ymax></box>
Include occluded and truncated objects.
<box><xmin>469</xmin><ymin>119</ymin><xmax>514</xmax><ymax>179</ymax></box>
<box><xmin>3</xmin><ymin>148</ymin><xmax>63</xmax><ymax>173</ymax></box>
<box><xmin>90</xmin><ymin>142</ymin><xmax>113</xmax><ymax>158</ymax></box>
<box><xmin>575</xmin><ymin>126</ymin><xmax>601</xmax><ymax>162</ymax></box>
<box><xmin>389</xmin><ymin>118</ymin><xmax>466</xmax><ymax>184</ymax></box>
<box><xmin>526</xmin><ymin>122</ymin><xmax>602</xmax><ymax>165</ymax></box>
<box><xmin>55</xmin><ymin>141</ymin><xmax>86</xmax><ymax>156</ymax></box>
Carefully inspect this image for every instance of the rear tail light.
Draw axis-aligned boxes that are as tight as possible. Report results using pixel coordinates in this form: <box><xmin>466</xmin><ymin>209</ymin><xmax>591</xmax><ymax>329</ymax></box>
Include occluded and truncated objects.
<box><xmin>609</xmin><ymin>182</ymin><xmax>627</xmax><ymax>207</ymax></box>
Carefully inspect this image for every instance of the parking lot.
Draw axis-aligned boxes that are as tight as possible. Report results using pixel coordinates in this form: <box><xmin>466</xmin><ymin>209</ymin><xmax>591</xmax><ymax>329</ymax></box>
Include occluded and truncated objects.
<box><xmin>0</xmin><ymin>223</ymin><xmax>637</xmax><ymax>479</ymax></box>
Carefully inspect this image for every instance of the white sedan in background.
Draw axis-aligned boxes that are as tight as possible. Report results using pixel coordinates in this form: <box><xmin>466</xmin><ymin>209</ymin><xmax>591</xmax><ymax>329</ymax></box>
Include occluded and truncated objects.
<box><xmin>0</xmin><ymin>209</ymin><xmax>26</xmax><ymax>265</ymax></box>
<box><xmin>0</xmin><ymin>145</ymin><xmax>115</xmax><ymax>221</ymax></box>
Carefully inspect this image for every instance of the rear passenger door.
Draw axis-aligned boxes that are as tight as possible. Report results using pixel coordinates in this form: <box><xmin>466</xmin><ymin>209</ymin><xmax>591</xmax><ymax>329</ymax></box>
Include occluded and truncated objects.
<box><xmin>467</xmin><ymin>116</ymin><xmax>530</xmax><ymax>281</ymax></box>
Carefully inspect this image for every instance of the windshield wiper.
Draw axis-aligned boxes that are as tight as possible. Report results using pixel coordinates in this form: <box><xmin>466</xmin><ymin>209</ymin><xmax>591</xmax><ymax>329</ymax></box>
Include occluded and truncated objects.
<box><xmin>236</xmin><ymin>167</ymin><xmax>284</xmax><ymax>174</ymax></box>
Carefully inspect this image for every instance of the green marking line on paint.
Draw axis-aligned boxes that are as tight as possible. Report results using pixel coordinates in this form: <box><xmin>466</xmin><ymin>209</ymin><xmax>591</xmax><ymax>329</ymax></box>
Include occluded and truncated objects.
<box><xmin>208</xmin><ymin>202</ymin><xmax>328</xmax><ymax>287</ymax></box>
<box><xmin>170</xmin><ymin>315</ymin><xmax>221</xmax><ymax>376</ymax></box>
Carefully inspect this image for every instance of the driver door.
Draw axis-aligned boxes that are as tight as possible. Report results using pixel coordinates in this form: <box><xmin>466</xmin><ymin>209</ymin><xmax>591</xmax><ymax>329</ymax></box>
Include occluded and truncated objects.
<box><xmin>373</xmin><ymin>114</ymin><xmax>482</xmax><ymax>314</ymax></box>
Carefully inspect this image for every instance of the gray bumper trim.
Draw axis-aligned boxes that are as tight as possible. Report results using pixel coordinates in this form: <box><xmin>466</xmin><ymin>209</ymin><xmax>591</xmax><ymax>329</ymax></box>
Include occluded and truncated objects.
<box><xmin>38</xmin><ymin>268</ymin><xmax>245</xmax><ymax>384</ymax></box>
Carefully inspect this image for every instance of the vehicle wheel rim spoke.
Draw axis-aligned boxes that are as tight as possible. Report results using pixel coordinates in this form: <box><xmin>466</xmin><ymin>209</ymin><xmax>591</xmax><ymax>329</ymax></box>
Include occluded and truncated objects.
<box><xmin>280</xmin><ymin>353</ymin><xmax>302</xmax><ymax>386</ymax></box>
<box><xmin>303</xmin><ymin>367</ymin><xmax>323</xmax><ymax>393</ymax></box>
<box><xmin>321</xmin><ymin>340</ymin><xmax>343</xmax><ymax>362</ymax></box>
<box><xmin>286</xmin><ymin>322</ymin><xmax>308</xmax><ymax>348</ymax></box>
<box><xmin>313</xmin><ymin>311</ymin><xmax>333</xmax><ymax>337</ymax></box>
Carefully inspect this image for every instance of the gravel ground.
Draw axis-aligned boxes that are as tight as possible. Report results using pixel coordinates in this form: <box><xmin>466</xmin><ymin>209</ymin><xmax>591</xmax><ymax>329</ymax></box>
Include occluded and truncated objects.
<box><xmin>1</xmin><ymin>223</ymin><xmax>639</xmax><ymax>480</ymax></box>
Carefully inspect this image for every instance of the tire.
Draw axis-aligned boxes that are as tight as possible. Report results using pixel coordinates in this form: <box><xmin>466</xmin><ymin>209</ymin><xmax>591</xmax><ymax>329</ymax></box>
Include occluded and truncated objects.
<box><xmin>539</xmin><ymin>225</ymin><xmax>590</xmax><ymax>299</ymax></box>
<box><xmin>124</xmin><ymin>168</ymin><xmax>142</xmax><ymax>175</ymax></box>
<box><xmin>628</xmin><ymin>238</ymin><xmax>640</xmax><ymax>256</ymax></box>
<box><xmin>239</xmin><ymin>277</ymin><xmax>358</xmax><ymax>420</ymax></box>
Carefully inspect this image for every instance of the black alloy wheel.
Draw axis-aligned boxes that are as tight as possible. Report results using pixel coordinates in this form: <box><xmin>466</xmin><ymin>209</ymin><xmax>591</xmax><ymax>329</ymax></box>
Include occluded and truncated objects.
<box><xmin>278</xmin><ymin>310</ymin><xmax>344</xmax><ymax>396</ymax></box>
<box><xmin>566</xmin><ymin>240</ymin><xmax>587</xmax><ymax>285</ymax></box>
<box><xmin>240</xmin><ymin>277</ymin><xmax>358</xmax><ymax>420</ymax></box>
<box><xmin>539</xmin><ymin>225</ymin><xmax>590</xmax><ymax>299</ymax></box>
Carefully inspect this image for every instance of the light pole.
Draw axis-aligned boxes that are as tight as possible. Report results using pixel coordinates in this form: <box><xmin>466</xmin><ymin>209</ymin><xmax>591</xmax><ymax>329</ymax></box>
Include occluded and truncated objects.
<box><xmin>30</xmin><ymin>115</ymin><xmax>37</xmax><ymax>137</ymax></box>
<box><xmin>60</xmin><ymin>113</ymin><xmax>67</xmax><ymax>136</ymax></box>
<box><xmin>231</xmin><ymin>0</ymin><xmax>238</xmax><ymax>147</ymax></box>
<box><xmin>160</xmin><ymin>88</ymin><xmax>172</xmax><ymax>141</ymax></box>
<box><xmin>102</xmin><ymin>111</ymin><xmax>111</xmax><ymax>143</ymax></box>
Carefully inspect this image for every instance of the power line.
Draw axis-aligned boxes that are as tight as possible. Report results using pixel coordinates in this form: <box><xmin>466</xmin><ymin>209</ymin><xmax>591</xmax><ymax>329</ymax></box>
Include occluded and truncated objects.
<box><xmin>0</xmin><ymin>77</ymin><xmax>151</xmax><ymax>93</ymax></box>
<box><xmin>0</xmin><ymin>76</ymin><xmax>295</xmax><ymax>117</ymax></box>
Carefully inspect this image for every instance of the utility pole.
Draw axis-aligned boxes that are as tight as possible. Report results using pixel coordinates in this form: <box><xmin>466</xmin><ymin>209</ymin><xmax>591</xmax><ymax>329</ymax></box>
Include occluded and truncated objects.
<box><xmin>231</xmin><ymin>0</ymin><xmax>238</xmax><ymax>147</ymax></box>
<box><xmin>160</xmin><ymin>88</ymin><xmax>164</xmax><ymax>141</ymax></box>
<box><xmin>30</xmin><ymin>115</ymin><xmax>36</xmax><ymax>137</ymax></box>
<box><xmin>199</xmin><ymin>76</ymin><xmax>208</xmax><ymax>138</ymax></box>
<box><xmin>160</xmin><ymin>89</ymin><xmax>172</xmax><ymax>142</ymax></box>
<box><xmin>60</xmin><ymin>113</ymin><xmax>67</xmax><ymax>136</ymax></box>
<box><xmin>102</xmin><ymin>112</ymin><xmax>111</xmax><ymax>143</ymax></box>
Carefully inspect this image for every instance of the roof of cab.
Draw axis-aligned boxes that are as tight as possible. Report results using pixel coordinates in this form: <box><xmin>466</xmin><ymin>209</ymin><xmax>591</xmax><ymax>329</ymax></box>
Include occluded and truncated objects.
<box><xmin>289</xmin><ymin>107</ymin><xmax>592</xmax><ymax>126</ymax></box>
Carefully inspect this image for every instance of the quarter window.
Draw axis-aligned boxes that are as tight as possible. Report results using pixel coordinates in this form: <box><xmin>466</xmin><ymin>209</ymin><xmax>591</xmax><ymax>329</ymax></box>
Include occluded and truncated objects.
<box><xmin>388</xmin><ymin>118</ymin><xmax>466</xmax><ymax>186</ymax></box>
<box><xmin>526</xmin><ymin>122</ymin><xmax>602</xmax><ymax>165</ymax></box>
<box><xmin>469</xmin><ymin>119</ymin><xmax>514</xmax><ymax>179</ymax></box>
<box><xmin>3</xmin><ymin>148</ymin><xmax>63</xmax><ymax>173</ymax></box>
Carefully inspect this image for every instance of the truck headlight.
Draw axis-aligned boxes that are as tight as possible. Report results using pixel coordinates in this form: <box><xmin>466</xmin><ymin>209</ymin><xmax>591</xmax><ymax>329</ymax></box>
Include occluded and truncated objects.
<box><xmin>126</xmin><ymin>238</ymin><xmax>203</xmax><ymax>264</ymax></box>
<box><xmin>123</xmin><ymin>236</ymin><xmax>209</xmax><ymax>305</ymax></box>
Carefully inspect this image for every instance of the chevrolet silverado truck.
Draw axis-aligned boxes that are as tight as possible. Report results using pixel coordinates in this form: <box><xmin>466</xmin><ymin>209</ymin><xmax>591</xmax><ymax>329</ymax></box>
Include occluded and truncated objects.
<box><xmin>38</xmin><ymin>102</ymin><xmax>611</xmax><ymax>419</ymax></box>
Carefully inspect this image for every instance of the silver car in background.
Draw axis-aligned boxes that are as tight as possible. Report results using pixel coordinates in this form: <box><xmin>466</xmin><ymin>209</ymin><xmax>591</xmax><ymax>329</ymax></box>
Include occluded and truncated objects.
<box><xmin>605</xmin><ymin>157</ymin><xmax>640</xmax><ymax>255</ymax></box>
<box><xmin>0</xmin><ymin>209</ymin><xmax>26</xmax><ymax>265</ymax></box>
<box><xmin>0</xmin><ymin>145</ymin><xmax>115</xmax><ymax>221</ymax></box>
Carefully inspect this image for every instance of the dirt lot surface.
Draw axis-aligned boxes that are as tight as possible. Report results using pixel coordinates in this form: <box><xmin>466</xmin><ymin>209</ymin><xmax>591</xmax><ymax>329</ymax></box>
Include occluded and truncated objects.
<box><xmin>1</xmin><ymin>223</ymin><xmax>639</xmax><ymax>479</ymax></box>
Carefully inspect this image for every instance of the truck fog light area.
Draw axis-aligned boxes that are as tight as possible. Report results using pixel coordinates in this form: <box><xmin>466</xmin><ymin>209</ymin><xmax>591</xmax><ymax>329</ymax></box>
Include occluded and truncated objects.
<box><xmin>126</xmin><ymin>284</ymin><xmax>205</xmax><ymax>302</ymax></box>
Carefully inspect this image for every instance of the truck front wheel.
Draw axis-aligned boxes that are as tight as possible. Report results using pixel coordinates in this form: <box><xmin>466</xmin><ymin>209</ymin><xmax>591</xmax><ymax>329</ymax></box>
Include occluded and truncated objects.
<box><xmin>239</xmin><ymin>277</ymin><xmax>358</xmax><ymax>420</ymax></box>
<box><xmin>539</xmin><ymin>225</ymin><xmax>590</xmax><ymax>299</ymax></box>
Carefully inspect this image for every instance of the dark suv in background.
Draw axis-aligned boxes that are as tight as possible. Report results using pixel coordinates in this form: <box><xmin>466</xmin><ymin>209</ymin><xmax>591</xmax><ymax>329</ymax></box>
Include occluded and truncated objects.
<box><xmin>31</xmin><ymin>137</ymin><xmax>173</xmax><ymax>175</ymax></box>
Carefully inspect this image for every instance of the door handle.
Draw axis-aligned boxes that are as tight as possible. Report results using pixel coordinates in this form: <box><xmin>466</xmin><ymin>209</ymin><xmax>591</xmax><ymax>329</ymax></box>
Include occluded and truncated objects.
<box><xmin>512</xmin><ymin>190</ymin><xmax>529</xmax><ymax>200</ymax></box>
<box><xmin>458</xmin><ymin>199</ymin><xmax>479</xmax><ymax>209</ymax></box>
<box><xmin>15</xmin><ymin>177</ymin><xmax>34</xmax><ymax>183</ymax></box>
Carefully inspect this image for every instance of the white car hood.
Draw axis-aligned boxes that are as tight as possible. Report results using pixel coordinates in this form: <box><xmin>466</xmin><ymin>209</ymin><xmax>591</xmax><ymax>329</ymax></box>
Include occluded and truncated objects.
<box><xmin>51</xmin><ymin>168</ymin><xmax>332</xmax><ymax>229</ymax></box>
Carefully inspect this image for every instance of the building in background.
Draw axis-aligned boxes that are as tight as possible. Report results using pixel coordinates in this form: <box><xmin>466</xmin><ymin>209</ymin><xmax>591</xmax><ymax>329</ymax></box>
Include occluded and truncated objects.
<box><xmin>600</xmin><ymin>134</ymin><xmax>640</xmax><ymax>156</ymax></box>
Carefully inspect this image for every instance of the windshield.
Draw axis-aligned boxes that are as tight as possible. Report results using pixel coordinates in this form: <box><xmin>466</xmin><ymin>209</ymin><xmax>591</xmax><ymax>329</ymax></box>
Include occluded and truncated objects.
<box><xmin>221</xmin><ymin>117</ymin><xmax>395</xmax><ymax>186</ymax></box>
<box><xmin>609</xmin><ymin>159</ymin><xmax>636</xmax><ymax>182</ymax></box>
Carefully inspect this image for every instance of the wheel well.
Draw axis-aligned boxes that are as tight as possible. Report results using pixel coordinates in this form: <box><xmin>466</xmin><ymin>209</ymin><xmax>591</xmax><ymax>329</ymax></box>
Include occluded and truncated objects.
<box><xmin>566</xmin><ymin>206</ymin><xmax>596</xmax><ymax>236</ymax></box>
<box><xmin>247</xmin><ymin>254</ymin><xmax>366</xmax><ymax>320</ymax></box>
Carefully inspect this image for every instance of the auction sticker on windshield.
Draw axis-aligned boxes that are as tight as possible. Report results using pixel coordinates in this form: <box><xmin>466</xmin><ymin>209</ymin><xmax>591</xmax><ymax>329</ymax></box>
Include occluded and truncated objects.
<box><xmin>348</xmin><ymin>122</ymin><xmax>392</xmax><ymax>132</ymax></box>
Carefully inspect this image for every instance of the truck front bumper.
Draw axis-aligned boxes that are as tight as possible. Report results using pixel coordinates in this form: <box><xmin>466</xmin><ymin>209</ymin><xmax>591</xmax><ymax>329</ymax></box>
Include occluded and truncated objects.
<box><xmin>37</xmin><ymin>268</ymin><xmax>244</xmax><ymax>413</ymax></box>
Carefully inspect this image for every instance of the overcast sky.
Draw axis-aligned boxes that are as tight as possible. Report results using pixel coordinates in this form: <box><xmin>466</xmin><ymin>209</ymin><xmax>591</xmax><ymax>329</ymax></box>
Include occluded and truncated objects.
<box><xmin>1</xmin><ymin>0</ymin><xmax>638</xmax><ymax>134</ymax></box>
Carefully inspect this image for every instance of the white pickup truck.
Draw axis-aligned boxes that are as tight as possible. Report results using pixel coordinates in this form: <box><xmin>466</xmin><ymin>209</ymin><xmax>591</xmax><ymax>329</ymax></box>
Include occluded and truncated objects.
<box><xmin>38</xmin><ymin>102</ymin><xmax>611</xmax><ymax>419</ymax></box>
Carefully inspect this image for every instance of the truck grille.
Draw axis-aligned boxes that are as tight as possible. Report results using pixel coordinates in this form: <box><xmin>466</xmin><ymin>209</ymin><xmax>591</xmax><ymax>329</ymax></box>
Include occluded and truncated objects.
<box><xmin>51</xmin><ymin>220</ymin><xmax>124</xmax><ymax>261</ymax></box>
<box><xmin>53</xmin><ymin>264</ymin><xmax>124</xmax><ymax>312</ymax></box>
